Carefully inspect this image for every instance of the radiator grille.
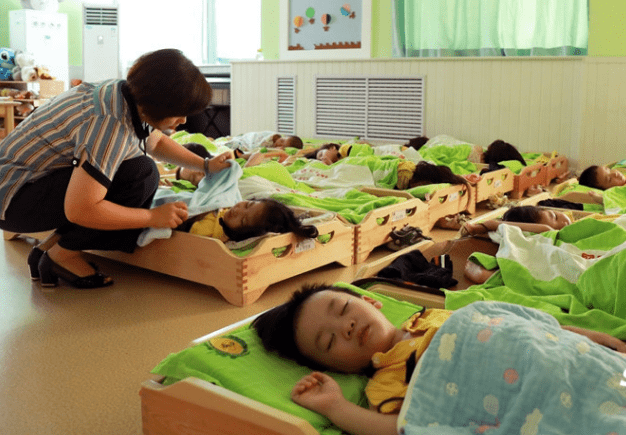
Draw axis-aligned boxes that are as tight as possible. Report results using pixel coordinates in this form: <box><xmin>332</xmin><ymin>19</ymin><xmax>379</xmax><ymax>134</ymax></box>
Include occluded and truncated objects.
<box><xmin>84</xmin><ymin>6</ymin><xmax>119</xmax><ymax>26</ymax></box>
<box><xmin>276</xmin><ymin>76</ymin><xmax>296</xmax><ymax>135</ymax></box>
<box><xmin>315</xmin><ymin>76</ymin><xmax>424</xmax><ymax>141</ymax></box>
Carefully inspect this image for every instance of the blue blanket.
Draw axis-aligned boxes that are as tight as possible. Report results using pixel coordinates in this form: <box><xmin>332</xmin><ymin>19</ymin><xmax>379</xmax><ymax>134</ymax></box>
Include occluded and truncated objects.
<box><xmin>137</xmin><ymin>161</ymin><xmax>242</xmax><ymax>246</ymax></box>
<box><xmin>399</xmin><ymin>301</ymin><xmax>626</xmax><ymax>434</ymax></box>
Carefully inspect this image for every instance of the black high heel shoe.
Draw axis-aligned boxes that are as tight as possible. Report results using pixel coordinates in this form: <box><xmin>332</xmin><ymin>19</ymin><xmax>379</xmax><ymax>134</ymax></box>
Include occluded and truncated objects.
<box><xmin>38</xmin><ymin>251</ymin><xmax>114</xmax><ymax>289</ymax></box>
<box><xmin>27</xmin><ymin>246</ymin><xmax>44</xmax><ymax>280</ymax></box>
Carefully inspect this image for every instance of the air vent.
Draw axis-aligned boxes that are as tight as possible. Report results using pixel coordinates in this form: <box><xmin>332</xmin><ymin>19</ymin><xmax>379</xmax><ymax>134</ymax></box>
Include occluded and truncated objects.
<box><xmin>315</xmin><ymin>76</ymin><xmax>424</xmax><ymax>142</ymax></box>
<box><xmin>276</xmin><ymin>76</ymin><xmax>296</xmax><ymax>135</ymax></box>
<box><xmin>84</xmin><ymin>6</ymin><xmax>118</xmax><ymax>26</ymax></box>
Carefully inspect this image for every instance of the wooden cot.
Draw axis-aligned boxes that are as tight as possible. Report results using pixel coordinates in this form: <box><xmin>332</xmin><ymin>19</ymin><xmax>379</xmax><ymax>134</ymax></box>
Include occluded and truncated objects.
<box><xmin>139</xmin><ymin>272</ymin><xmax>450</xmax><ymax>435</ymax></box>
<box><xmin>3</xmin><ymin>210</ymin><xmax>354</xmax><ymax>307</ymax></box>
<box><xmin>140</xmin><ymin>236</ymin><xmax>502</xmax><ymax>435</ymax></box>
<box><xmin>544</xmin><ymin>153</ymin><xmax>569</xmax><ymax>184</ymax></box>
<box><xmin>350</xmin><ymin>190</ymin><xmax>430</xmax><ymax>264</ymax></box>
<box><xmin>472</xmin><ymin>165</ymin><xmax>515</xmax><ymax>205</ymax></box>
<box><xmin>510</xmin><ymin>161</ymin><xmax>548</xmax><ymax>199</ymax></box>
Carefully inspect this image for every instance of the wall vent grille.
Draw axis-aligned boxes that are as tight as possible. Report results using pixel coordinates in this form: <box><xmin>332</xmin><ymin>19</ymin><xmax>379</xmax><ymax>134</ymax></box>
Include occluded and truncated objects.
<box><xmin>315</xmin><ymin>76</ymin><xmax>424</xmax><ymax>141</ymax></box>
<box><xmin>84</xmin><ymin>6</ymin><xmax>119</xmax><ymax>26</ymax></box>
<box><xmin>276</xmin><ymin>76</ymin><xmax>296</xmax><ymax>135</ymax></box>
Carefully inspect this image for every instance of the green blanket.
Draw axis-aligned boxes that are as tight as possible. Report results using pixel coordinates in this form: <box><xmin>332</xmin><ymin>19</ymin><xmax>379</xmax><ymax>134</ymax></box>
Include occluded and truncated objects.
<box><xmin>418</xmin><ymin>144</ymin><xmax>477</xmax><ymax>175</ymax></box>
<box><xmin>271</xmin><ymin>189</ymin><xmax>406</xmax><ymax>224</ymax></box>
<box><xmin>445</xmin><ymin>219</ymin><xmax>626</xmax><ymax>338</ymax></box>
<box><xmin>555</xmin><ymin>181</ymin><xmax>626</xmax><ymax>214</ymax></box>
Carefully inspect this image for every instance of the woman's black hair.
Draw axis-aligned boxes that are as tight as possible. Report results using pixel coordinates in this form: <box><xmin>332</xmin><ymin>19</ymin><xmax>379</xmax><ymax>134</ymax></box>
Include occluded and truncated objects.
<box><xmin>251</xmin><ymin>284</ymin><xmax>362</xmax><ymax>371</ymax></box>
<box><xmin>126</xmin><ymin>48</ymin><xmax>212</xmax><ymax>121</ymax></box>
<box><xmin>303</xmin><ymin>143</ymin><xmax>340</xmax><ymax>160</ymax></box>
<box><xmin>219</xmin><ymin>198</ymin><xmax>319</xmax><ymax>242</ymax></box>
<box><xmin>483</xmin><ymin>140</ymin><xmax>527</xmax><ymax>168</ymax></box>
<box><xmin>578</xmin><ymin>165</ymin><xmax>601</xmax><ymax>189</ymax></box>
<box><xmin>502</xmin><ymin>205</ymin><xmax>543</xmax><ymax>224</ymax></box>
<box><xmin>409</xmin><ymin>161</ymin><xmax>469</xmax><ymax>188</ymax></box>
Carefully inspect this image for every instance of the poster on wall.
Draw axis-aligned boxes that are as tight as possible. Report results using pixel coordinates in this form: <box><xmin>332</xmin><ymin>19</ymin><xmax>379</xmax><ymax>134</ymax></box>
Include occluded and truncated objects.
<box><xmin>280</xmin><ymin>0</ymin><xmax>371</xmax><ymax>60</ymax></box>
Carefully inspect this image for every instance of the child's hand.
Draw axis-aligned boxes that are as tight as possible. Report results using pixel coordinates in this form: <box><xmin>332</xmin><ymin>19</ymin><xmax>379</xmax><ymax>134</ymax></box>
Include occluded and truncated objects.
<box><xmin>588</xmin><ymin>190</ymin><xmax>604</xmax><ymax>204</ymax></box>
<box><xmin>291</xmin><ymin>372</ymin><xmax>345</xmax><ymax>416</ymax></box>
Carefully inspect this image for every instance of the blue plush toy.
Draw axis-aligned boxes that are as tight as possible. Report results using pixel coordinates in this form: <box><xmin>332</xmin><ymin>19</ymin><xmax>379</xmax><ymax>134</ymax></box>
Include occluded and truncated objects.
<box><xmin>0</xmin><ymin>48</ymin><xmax>16</xmax><ymax>81</ymax></box>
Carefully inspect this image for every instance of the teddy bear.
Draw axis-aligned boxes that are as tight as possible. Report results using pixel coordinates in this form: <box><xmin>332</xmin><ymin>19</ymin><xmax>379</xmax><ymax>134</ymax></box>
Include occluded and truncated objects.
<box><xmin>0</xmin><ymin>48</ymin><xmax>16</xmax><ymax>81</ymax></box>
<box><xmin>12</xmin><ymin>51</ymin><xmax>38</xmax><ymax>82</ymax></box>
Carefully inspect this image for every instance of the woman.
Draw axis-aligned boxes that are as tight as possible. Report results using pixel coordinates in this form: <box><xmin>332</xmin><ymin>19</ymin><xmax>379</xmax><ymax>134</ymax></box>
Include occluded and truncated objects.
<box><xmin>0</xmin><ymin>49</ymin><xmax>232</xmax><ymax>289</ymax></box>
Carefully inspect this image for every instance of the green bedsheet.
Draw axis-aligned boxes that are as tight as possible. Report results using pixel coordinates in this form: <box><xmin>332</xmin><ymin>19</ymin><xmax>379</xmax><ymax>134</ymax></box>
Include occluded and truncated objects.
<box><xmin>151</xmin><ymin>283</ymin><xmax>422</xmax><ymax>435</ymax></box>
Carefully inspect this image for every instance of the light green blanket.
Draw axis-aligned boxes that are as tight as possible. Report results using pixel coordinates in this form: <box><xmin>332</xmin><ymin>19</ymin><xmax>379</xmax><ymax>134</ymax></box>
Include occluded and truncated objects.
<box><xmin>555</xmin><ymin>181</ymin><xmax>626</xmax><ymax>214</ymax></box>
<box><xmin>271</xmin><ymin>189</ymin><xmax>407</xmax><ymax>224</ymax></box>
<box><xmin>418</xmin><ymin>144</ymin><xmax>477</xmax><ymax>175</ymax></box>
<box><xmin>445</xmin><ymin>218</ymin><xmax>626</xmax><ymax>338</ymax></box>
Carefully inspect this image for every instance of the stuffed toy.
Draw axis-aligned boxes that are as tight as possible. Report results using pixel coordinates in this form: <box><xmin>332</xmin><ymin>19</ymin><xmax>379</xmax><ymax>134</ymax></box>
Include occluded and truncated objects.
<box><xmin>0</xmin><ymin>48</ymin><xmax>16</xmax><ymax>81</ymax></box>
<box><xmin>12</xmin><ymin>51</ymin><xmax>38</xmax><ymax>82</ymax></box>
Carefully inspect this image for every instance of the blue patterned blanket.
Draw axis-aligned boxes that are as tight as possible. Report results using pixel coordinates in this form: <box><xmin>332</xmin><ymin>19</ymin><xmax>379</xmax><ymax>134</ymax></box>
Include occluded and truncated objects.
<box><xmin>399</xmin><ymin>302</ymin><xmax>626</xmax><ymax>434</ymax></box>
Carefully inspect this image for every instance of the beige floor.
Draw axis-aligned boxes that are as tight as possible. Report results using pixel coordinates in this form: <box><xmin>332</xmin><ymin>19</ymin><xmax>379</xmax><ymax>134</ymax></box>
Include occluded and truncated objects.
<box><xmin>0</xmin><ymin>226</ymin><xmax>459</xmax><ymax>435</ymax></box>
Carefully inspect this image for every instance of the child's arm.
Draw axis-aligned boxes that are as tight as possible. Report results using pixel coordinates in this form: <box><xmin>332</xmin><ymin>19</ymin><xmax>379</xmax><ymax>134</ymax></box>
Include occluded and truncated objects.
<box><xmin>291</xmin><ymin>372</ymin><xmax>397</xmax><ymax>435</ymax></box>
<box><xmin>561</xmin><ymin>325</ymin><xmax>626</xmax><ymax>353</ymax></box>
<box><xmin>464</xmin><ymin>220</ymin><xmax>553</xmax><ymax>235</ymax></box>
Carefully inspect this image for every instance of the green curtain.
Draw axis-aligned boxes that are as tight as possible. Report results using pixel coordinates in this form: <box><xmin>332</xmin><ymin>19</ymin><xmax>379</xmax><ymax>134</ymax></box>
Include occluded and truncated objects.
<box><xmin>393</xmin><ymin>0</ymin><xmax>588</xmax><ymax>57</ymax></box>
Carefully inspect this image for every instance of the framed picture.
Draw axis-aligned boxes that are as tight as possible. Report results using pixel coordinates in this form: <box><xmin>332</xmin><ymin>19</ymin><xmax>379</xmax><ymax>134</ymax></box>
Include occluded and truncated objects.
<box><xmin>279</xmin><ymin>0</ymin><xmax>371</xmax><ymax>60</ymax></box>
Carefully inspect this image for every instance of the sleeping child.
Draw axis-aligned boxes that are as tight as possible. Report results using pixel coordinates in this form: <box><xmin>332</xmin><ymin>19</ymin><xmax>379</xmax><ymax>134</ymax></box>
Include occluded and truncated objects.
<box><xmin>252</xmin><ymin>285</ymin><xmax>626</xmax><ymax>435</ymax></box>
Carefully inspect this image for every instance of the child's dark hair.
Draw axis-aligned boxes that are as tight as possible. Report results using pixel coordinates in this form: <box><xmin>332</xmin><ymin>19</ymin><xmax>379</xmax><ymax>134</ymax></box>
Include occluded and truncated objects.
<box><xmin>578</xmin><ymin>165</ymin><xmax>600</xmax><ymax>189</ymax></box>
<box><xmin>405</xmin><ymin>136</ymin><xmax>430</xmax><ymax>151</ymax></box>
<box><xmin>502</xmin><ymin>205</ymin><xmax>542</xmax><ymax>224</ymax></box>
<box><xmin>286</xmin><ymin>135</ymin><xmax>304</xmax><ymax>149</ymax></box>
<box><xmin>303</xmin><ymin>143</ymin><xmax>340</xmax><ymax>160</ymax></box>
<box><xmin>183</xmin><ymin>142</ymin><xmax>212</xmax><ymax>159</ymax></box>
<box><xmin>409</xmin><ymin>161</ymin><xmax>469</xmax><ymax>188</ymax></box>
<box><xmin>483</xmin><ymin>140</ymin><xmax>526</xmax><ymax>168</ymax></box>
<box><xmin>252</xmin><ymin>284</ymin><xmax>361</xmax><ymax>370</ymax></box>
<box><xmin>219</xmin><ymin>198</ymin><xmax>319</xmax><ymax>242</ymax></box>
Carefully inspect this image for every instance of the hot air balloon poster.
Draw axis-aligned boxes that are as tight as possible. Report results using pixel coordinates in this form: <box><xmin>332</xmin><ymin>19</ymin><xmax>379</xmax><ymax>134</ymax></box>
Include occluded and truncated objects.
<box><xmin>280</xmin><ymin>0</ymin><xmax>371</xmax><ymax>60</ymax></box>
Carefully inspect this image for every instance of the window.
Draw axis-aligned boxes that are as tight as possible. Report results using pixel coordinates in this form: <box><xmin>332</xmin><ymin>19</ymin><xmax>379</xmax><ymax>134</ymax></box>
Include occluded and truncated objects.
<box><xmin>392</xmin><ymin>0</ymin><xmax>588</xmax><ymax>57</ymax></box>
<box><xmin>118</xmin><ymin>0</ymin><xmax>260</xmax><ymax>73</ymax></box>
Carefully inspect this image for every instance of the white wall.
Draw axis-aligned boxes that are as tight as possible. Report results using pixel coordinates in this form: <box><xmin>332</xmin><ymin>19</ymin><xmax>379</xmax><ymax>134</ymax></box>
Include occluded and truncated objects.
<box><xmin>231</xmin><ymin>57</ymin><xmax>626</xmax><ymax>172</ymax></box>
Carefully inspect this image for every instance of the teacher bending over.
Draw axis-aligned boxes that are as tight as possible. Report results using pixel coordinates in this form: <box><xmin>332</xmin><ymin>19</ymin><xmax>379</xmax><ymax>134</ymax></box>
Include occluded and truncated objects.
<box><xmin>0</xmin><ymin>48</ymin><xmax>232</xmax><ymax>289</ymax></box>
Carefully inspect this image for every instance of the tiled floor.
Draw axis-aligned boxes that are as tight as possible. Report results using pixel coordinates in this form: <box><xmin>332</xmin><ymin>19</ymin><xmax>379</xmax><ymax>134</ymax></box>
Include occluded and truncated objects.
<box><xmin>0</xmin><ymin>226</ymin><xmax>458</xmax><ymax>435</ymax></box>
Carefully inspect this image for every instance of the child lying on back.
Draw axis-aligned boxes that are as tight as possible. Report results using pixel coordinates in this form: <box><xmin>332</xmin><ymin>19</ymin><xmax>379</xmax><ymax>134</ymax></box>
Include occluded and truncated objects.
<box><xmin>252</xmin><ymin>285</ymin><xmax>626</xmax><ymax>435</ymax></box>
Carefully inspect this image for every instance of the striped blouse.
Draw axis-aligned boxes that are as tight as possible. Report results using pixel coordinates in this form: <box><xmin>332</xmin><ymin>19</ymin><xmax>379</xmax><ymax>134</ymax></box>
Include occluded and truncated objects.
<box><xmin>0</xmin><ymin>80</ymin><xmax>144</xmax><ymax>219</ymax></box>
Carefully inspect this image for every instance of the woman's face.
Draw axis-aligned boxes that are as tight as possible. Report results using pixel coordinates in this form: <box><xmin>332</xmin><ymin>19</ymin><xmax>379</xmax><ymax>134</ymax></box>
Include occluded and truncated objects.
<box><xmin>538</xmin><ymin>210</ymin><xmax>571</xmax><ymax>230</ymax></box>
<box><xmin>148</xmin><ymin>116</ymin><xmax>187</xmax><ymax>134</ymax></box>
<box><xmin>595</xmin><ymin>166</ymin><xmax>626</xmax><ymax>190</ymax></box>
<box><xmin>222</xmin><ymin>200</ymin><xmax>267</xmax><ymax>230</ymax></box>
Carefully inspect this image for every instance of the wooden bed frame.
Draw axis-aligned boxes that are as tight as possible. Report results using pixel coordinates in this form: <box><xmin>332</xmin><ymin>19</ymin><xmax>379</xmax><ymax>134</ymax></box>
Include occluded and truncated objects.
<box><xmin>472</xmin><ymin>165</ymin><xmax>515</xmax><ymax>205</ymax></box>
<box><xmin>140</xmin><ymin>236</ymin><xmax>503</xmax><ymax>435</ymax></box>
<box><xmin>353</xmin><ymin>188</ymin><xmax>430</xmax><ymax>263</ymax></box>
<box><xmin>544</xmin><ymin>154</ymin><xmax>569</xmax><ymax>185</ymax></box>
<box><xmin>3</xmin><ymin>211</ymin><xmax>354</xmax><ymax>307</ymax></box>
<box><xmin>88</xmin><ymin>215</ymin><xmax>354</xmax><ymax>307</ymax></box>
<box><xmin>510</xmin><ymin>161</ymin><xmax>548</xmax><ymax>199</ymax></box>
<box><xmin>139</xmin><ymin>277</ymin><xmax>453</xmax><ymax>435</ymax></box>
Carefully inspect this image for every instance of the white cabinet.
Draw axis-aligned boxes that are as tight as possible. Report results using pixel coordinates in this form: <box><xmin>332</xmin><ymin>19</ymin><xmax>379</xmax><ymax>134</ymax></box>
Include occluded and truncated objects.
<box><xmin>9</xmin><ymin>9</ymin><xmax>69</xmax><ymax>91</ymax></box>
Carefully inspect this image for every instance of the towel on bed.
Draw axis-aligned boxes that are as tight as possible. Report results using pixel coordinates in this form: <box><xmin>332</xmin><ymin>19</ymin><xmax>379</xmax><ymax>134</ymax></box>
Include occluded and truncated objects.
<box><xmin>445</xmin><ymin>218</ymin><xmax>626</xmax><ymax>338</ymax></box>
<box><xmin>398</xmin><ymin>301</ymin><xmax>626</xmax><ymax>434</ymax></box>
<box><xmin>137</xmin><ymin>160</ymin><xmax>243</xmax><ymax>246</ymax></box>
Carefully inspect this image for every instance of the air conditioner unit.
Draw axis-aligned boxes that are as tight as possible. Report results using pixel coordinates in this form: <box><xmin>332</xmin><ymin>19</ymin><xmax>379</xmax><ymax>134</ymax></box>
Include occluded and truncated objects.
<box><xmin>82</xmin><ymin>4</ymin><xmax>120</xmax><ymax>83</ymax></box>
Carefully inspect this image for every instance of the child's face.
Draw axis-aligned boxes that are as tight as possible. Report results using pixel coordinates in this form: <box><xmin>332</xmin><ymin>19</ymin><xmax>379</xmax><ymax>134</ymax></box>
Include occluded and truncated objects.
<box><xmin>294</xmin><ymin>290</ymin><xmax>401</xmax><ymax>373</ymax></box>
<box><xmin>595</xmin><ymin>166</ymin><xmax>626</xmax><ymax>190</ymax></box>
<box><xmin>316</xmin><ymin>146</ymin><xmax>340</xmax><ymax>165</ymax></box>
<box><xmin>222</xmin><ymin>200</ymin><xmax>267</xmax><ymax>230</ymax></box>
<box><xmin>538</xmin><ymin>209</ymin><xmax>571</xmax><ymax>230</ymax></box>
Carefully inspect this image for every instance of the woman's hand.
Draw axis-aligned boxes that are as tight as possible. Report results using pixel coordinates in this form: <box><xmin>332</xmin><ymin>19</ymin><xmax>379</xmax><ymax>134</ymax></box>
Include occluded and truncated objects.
<box><xmin>149</xmin><ymin>201</ymin><xmax>188</xmax><ymax>228</ymax></box>
<box><xmin>207</xmin><ymin>151</ymin><xmax>234</xmax><ymax>173</ymax></box>
<box><xmin>291</xmin><ymin>372</ymin><xmax>344</xmax><ymax>416</ymax></box>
